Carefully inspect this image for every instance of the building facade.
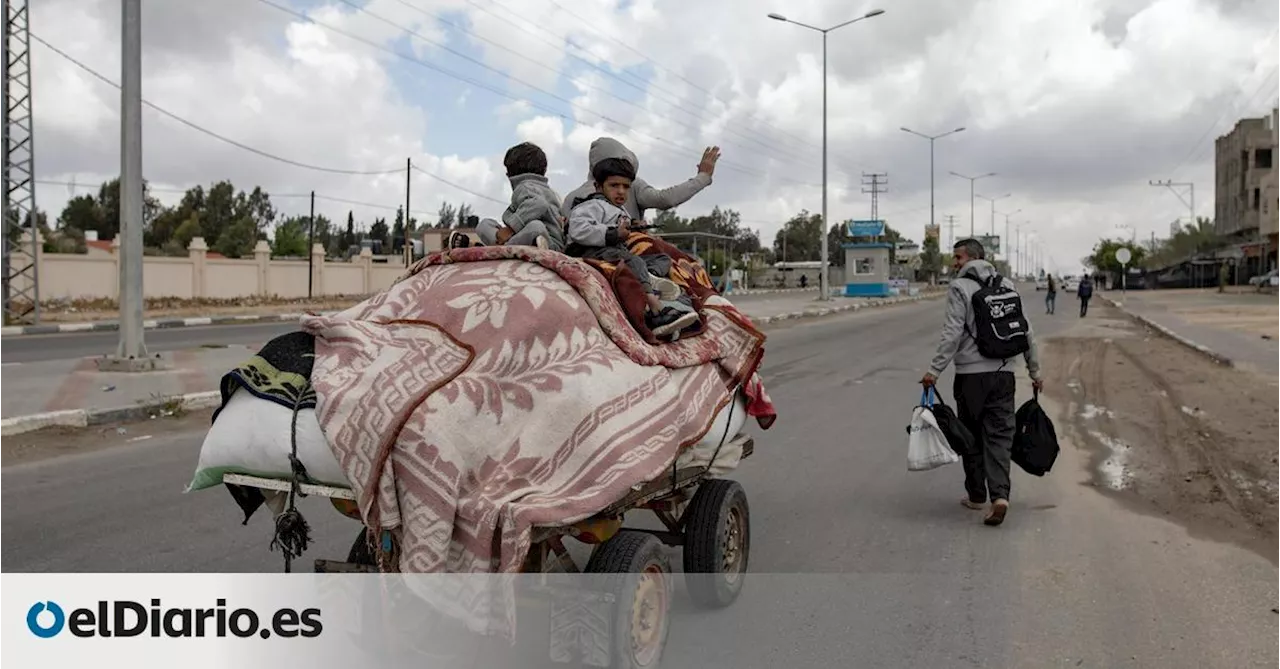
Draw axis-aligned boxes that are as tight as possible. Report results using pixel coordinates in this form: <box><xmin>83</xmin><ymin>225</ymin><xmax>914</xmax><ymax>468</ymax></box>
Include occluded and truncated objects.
<box><xmin>1263</xmin><ymin>108</ymin><xmax>1279</xmax><ymax>271</ymax></box>
<box><xmin>1214</xmin><ymin>109</ymin><xmax>1277</xmax><ymax>275</ymax></box>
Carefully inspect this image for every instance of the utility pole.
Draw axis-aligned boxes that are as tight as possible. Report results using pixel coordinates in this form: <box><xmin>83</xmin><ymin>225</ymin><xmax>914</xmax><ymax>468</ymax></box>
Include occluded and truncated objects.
<box><xmin>3</xmin><ymin>0</ymin><xmax>41</xmax><ymax>326</ymax></box>
<box><xmin>861</xmin><ymin>172</ymin><xmax>887</xmax><ymax>221</ymax></box>
<box><xmin>1149</xmin><ymin>179</ymin><xmax>1195</xmax><ymax>227</ymax></box>
<box><xmin>99</xmin><ymin>0</ymin><xmax>164</xmax><ymax>372</ymax></box>
<box><xmin>404</xmin><ymin>158</ymin><xmax>412</xmax><ymax>267</ymax></box>
<box><xmin>307</xmin><ymin>190</ymin><xmax>315</xmax><ymax>298</ymax></box>
<box><xmin>944</xmin><ymin>214</ymin><xmax>957</xmax><ymax>250</ymax></box>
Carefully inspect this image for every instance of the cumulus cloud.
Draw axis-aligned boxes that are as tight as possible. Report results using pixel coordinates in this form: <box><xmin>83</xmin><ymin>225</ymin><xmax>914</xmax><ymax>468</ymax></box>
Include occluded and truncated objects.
<box><xmin>25</xmin><ymin>0</ymin><xmax>1280</xmax><ymax>272</ymax></box>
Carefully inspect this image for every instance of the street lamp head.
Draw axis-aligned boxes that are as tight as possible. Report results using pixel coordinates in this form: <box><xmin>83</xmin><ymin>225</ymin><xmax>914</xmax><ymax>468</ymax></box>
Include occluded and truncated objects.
<box><xmin>864</xmin><ymin>9</ymin><xmax>886</xmax><ymax>18</ymax></box>
<box><xmin>953</xmin><ymin>126</ymin><xmax>966</xmax><ymax>133</ymax></box>
<box><xmin>767</xmin><ymin>12</ymin><xmax>787</xmax><ymax>21</ymax></box>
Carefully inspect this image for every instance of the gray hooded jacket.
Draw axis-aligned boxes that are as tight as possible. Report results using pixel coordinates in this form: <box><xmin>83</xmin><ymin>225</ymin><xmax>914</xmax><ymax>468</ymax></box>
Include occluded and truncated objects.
<box><xmin>929</xmin><ymin>259</ymin><xmax>1042</xmax><ymax>379</ymax></box>
<box><xmin>560</xmin><ymin>137</ymin><xmax>713</xmax><ymax>221</ymax></box>
<box><xmin>503</xmin><ymin>173</ymin><xmax>566</xmax><ymax>249</ymax></box>
<box><xmin>566</xmin><ymin>193</ymin><xmax>629</xmax><ymax>250</ymax></box>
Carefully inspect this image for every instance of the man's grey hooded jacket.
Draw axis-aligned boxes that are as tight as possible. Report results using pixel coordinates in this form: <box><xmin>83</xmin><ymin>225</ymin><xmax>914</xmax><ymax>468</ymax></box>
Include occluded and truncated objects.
<box><xmin>929</xmin><ymin>259</ymin><xmax>1043</xmax><ymax>380</ymax></box>
<box><xmin>560</xmin><ymin>137</ymin><xmax>712</xmax><ymax>221</ymax></box>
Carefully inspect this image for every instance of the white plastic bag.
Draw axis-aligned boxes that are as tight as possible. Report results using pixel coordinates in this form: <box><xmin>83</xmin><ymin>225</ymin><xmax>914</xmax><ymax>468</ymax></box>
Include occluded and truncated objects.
<box><xmin>907</xmin><ymin>389</ymin><xmax>960</xmax><ymax>471</ymax></box>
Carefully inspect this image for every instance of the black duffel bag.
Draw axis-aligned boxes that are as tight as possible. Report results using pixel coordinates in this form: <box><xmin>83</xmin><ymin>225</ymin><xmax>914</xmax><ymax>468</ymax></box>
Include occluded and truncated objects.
<box><xmin>1012</xmin><ymin>389</ymin><xmax>1059</xmax><ymax>476</ymax></box>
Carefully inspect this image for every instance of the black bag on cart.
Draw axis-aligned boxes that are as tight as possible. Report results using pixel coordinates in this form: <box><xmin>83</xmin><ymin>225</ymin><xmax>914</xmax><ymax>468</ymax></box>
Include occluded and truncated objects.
<box><xmin>1012</xmin><ymin>390</ymin><xmax>1059</xmax><ymax>476</ymax></box>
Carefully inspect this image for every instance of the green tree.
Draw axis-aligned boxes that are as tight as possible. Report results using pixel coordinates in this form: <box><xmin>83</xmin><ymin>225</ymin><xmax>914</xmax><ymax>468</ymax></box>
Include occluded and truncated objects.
<box><xmin>457</xmin><ymin>203</ymin><xmax>474</xmax><ymax>227</ymax></box>
<box><xmin>369</xmin><ymin>217</ymin><xmax>389</xmax><ymax>248</ymax></box>
<box><xmin>1089</xmin><ymin>238</ymin><xmax>1147</xmax><ymax>275</ymax></box>
<box><xmin>773</xmin><ymin>211</ymin><xmax>824</xmax><ymax>262</ymax></box>
<box><xmin>272</xmin><ymin>216</ymin><xmax>310</xmax><ymax>256</ymax></box>
<box><xmin>213</xmin><ymin>217</ymin><xmax>258</xmax><ymax>258</ymax></box>
<box><xmin>919</xmin><ymin>234</ymin><xmax>942</xmax><ymax>279</ymax></box>
<box><xmin>437</xmin><ymin>202</ymin><xmax>457</xmax><ymax>230</ymax></box>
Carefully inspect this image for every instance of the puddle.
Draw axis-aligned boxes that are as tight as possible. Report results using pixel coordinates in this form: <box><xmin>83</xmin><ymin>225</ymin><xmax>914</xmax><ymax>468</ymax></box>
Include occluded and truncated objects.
<box><xmin>1089</xmin><ymin>429</ymin><xmax>1132</xmax><ymax>490</ymax></box>
<box><xmin>1079</xmin><ymin>404</ymin><xmax>1116</xmax><ymax>420</ymax></box>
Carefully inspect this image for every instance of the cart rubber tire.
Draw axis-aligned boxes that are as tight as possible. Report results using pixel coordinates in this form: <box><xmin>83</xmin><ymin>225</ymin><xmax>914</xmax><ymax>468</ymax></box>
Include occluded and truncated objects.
<box><xmin>585</xmin><ymin>531</ymin><xmax>673</xmax><ymax>669</ymax></box>
<box><xmin>682</xmin><ymin>478</ymin><xmax>750</xmax><ymax>609</ymax></box>
<box><xmin>347</xmin><ymin>528</ymin><xmax>375</xmax><ymax>566</ymax></box>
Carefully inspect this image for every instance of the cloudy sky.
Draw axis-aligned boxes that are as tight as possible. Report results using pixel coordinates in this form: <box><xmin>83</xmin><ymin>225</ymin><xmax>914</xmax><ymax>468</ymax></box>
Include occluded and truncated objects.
<box><xmin>26</xmin><ymin>0</ymin><xmax>1280</xmax><ymax>273</ymax></box>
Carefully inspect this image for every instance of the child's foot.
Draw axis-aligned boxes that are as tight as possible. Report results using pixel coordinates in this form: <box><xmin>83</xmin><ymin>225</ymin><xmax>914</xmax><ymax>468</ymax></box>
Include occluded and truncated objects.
<box><xmin>534</xmin><ymin>235</ymin><xmax>550</xmax><ymax>250</ymax></box>
<box><xmin>647</xmin><ymin>307</ymin><xmax>699</xmax><ymax>338</ymax></box>
<box><xmin>649</xmin><ymin>274</ymin><xmax>681</xmax><ymax>301</ymax></box>
<box><xmin>447</xmin><ymin>231</ymin><xmax>471</xmax><ymax>249</ymax></box>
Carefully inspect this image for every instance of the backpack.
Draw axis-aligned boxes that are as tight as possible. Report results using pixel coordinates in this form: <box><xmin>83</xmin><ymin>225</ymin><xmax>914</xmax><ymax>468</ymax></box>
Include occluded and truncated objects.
<box><xmin>1012</xmin><ymin>391</ymin><xmax>1059</xmax><ymax>476</ymax></box>
<box><xmin>965</xmin><ymin>272</ymin><xmax>1031</xmax><ymax>359</ymax></box>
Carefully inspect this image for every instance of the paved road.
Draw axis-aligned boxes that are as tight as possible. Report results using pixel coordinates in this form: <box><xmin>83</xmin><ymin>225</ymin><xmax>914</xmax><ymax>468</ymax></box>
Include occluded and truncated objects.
<box><xmin>3</xmin><ymin>300</ymin><xmax>1275</xmax><ymax>667</ymax></box>
<box><xmin>0</xmin><ymin>292</ymin><xmax>811</xmax><ymax>363</ymax></box>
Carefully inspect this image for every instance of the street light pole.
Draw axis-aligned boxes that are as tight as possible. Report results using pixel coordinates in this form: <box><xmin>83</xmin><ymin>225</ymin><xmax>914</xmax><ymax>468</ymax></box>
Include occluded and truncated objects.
<box><xmin>996</xmin><ymin>208</ymin><xmax>1020</xmax><ymax>268</ymax></box>
<box><xmin>901</xmin><ymin>126</ymin><xmax>965</xmax><ymax>244</ymax></box>
<box><xmin>975</xmin><ymin>193</ymin><xmax>1011</xmax><ymax>239</ymax></box>
<box><xmin>950</xmin><ymin>171</ymin><xmax>996</xmax><ymax>237</ymax></box>
<box><xmin>769</xmin><ymin>8</ymin><xmax>885</xmax><ymax>301</ymax></box>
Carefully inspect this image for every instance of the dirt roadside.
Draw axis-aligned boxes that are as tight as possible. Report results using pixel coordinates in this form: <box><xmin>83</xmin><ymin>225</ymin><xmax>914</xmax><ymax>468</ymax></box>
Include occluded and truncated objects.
<box><xmin>1039</xmin><ymin>303</ymin><xmax>1278</xmax><ymax>560</ymax></box>
<box><xmin>1</xmin><ymin>409</ymin><xmax>214</xmax><ymax>467</ymax></box>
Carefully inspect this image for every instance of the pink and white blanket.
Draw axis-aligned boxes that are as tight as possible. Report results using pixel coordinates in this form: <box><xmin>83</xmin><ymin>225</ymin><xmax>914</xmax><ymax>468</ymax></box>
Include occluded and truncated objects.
<box><xmin>300</xmin><ymin>245</ymin><xmax>775</xmax><ymax>575</ymax></box>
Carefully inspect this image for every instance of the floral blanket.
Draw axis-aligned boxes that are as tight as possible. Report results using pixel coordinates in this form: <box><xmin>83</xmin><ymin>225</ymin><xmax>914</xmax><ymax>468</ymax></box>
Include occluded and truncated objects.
<box><xmin>299</xmin><ymin>243</ymin><xmax>775</xmax><ymax>577</ymax></box>
<box><xmin>577</xmin><ymin>231</ymin><xmax>727</xmax><ymax>343</ymax></box>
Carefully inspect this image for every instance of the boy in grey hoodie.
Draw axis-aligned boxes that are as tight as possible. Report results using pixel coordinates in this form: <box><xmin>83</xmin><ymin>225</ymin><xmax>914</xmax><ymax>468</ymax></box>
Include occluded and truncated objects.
<box><xmin>921</xmin><ymin>238</ymin><xmax>1044</xmax><ymax>527</ymax></box>
<box><xmin>451</xmin><ymin>142</ymin><xmax>566</xmax><ymax>252</ymax></box>
<box><xmin>566</xmin><ymin>157</ymin><xmax>699</xmax><ymax>338</ymax></box>
<box><xmin>560</xmin><ymin>137</ymin><xmax>719</xmax><ymax>223</ymax></box>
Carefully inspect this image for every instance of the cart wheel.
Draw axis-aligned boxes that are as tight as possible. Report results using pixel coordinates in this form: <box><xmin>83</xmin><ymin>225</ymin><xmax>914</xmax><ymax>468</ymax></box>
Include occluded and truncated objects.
<box><xmin>585</xmin><ymin>531</ymin><xmax>672</xmax><ymax>669</ymax></box>
<box><xmin>682</xmin><ymin>478</ymin><xmax>749</xmax><ymax>609</ymax></box>
<box><xmin>347</xmin><ymin>528</ymin><xmax>375</xmax><ymax>566</ymax></box>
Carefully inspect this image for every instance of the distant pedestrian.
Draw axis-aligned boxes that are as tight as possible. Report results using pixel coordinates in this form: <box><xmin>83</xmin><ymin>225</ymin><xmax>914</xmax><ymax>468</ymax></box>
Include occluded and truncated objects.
<box><xmin>800</xmin><ymin>275</ymin><xmax>808</xmax><ymax>289</ymax></box>
<box><xmin>921</xmin><ymin>238</ymin><xmax>1044</xmax><ymax>527</ymax></box>
<box><xmin>1078</xmin><ymin>275</ymin><xmax>1094</xmax><ymax>317</ymax></box>
<box><xmin>1044</xmin><ymin>274</ymin><xmax>1057</xmax><ymax>315</ymax></box>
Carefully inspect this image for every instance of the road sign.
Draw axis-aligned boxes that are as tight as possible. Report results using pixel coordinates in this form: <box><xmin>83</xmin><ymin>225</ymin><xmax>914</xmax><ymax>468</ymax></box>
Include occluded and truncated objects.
<box><xmin>1115</xmin><ymin>247</ymin><xmax>1131</xmax><ymax>265</ymax></box>
<box><xmin>847</xmin><ymin>220</ymin><xmax>885</xmax><ymax>237</ymax></box>
<box><xmin>977</xmin><ymin>235</ymin><xmax>1001</xmax><ymax>254</ymax></box>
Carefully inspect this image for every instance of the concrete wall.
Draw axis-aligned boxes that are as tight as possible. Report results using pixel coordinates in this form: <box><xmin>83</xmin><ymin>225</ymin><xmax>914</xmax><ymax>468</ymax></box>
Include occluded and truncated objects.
<box><xmin>7</xmin><ymin>233</ymin><xmax>410</xmax><ymax>302</ymax></box>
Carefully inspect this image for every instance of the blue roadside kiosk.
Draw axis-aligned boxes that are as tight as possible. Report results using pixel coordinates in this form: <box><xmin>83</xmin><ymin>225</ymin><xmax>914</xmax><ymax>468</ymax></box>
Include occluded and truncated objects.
<box><xmin>843</xmin><ymin>219</ymin><xmax>893</xmax><ymax>297</ymax></box>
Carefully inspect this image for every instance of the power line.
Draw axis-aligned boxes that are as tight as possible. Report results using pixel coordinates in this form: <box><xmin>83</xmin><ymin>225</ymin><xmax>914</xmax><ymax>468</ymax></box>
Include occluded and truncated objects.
<box><xmin>254</xmin><ymin>0</ymin><xmax>820</xmax><ymax>188</ymax></box>
<box><xmin>31</xmin><ymin>34</ymin><xmax>512</xmax><ymax>210</ymax></box>
<box><xmin>388</xmin><ymin>0</ymin><xmax>815</xmax><ymax>169</ymax></box>
<box><xmin>440</xmin><ymin>0</ymin><xmax>819</xmax><ymax>168</ymax></box>
<box><xmin>34</xmin><ymin>179</ymin><xmax>438</xmax><ymax>220</ymax></box>
<box><xmin>1172</xmin><ymin>27</ymin><xmax>1280</xmax><ymax>180</ymax></box>
<box><xmin>29</xmin><ymin>34</ymin><xmax>404</xmax><ymax>177</ymax></box>
<box><xmin>540</xmin><ymin>0</ymin><xmax>822</xmax><ymax>153</ymax></box>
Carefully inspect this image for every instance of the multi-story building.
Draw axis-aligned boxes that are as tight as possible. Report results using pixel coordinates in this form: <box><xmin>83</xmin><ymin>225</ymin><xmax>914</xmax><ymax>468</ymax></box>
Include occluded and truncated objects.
<box><xmin>1263</xmin><ymin>109</ymin><xmax>1278</xmax><ymax>272</ymax></box>
<box><xmin>1214</xmin><ymin>108</ymin><xmax>1277</xmax><ymax>276</ymax></box>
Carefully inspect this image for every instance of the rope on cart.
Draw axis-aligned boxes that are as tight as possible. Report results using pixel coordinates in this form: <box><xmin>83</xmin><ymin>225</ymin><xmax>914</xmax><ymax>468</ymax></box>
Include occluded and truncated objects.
<box><xmin>270</xmin><ymin>389</ymin><xmax>315</xmax><ymax>573</ymax></box>
<box><xmin>676</xmin><ymin>387</ymin><xmax>741</xmax><ymax>494</ymax></box>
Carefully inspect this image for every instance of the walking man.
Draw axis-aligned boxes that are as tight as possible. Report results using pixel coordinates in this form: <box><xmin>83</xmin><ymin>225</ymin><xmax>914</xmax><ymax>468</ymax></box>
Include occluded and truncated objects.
<box><xmin>1078</xmin><ymin>275</ymin><xmax>1094</xmax><ymax>317</ymax></box>
<box><xmin>1044</xmin><ymin>274</ymin><xmax>1057</xmax><ymax>315</ymax></box>
<box><xmin>921</xmin><ymin>239</ymin><xmax>1044</xmax><ymax>527</ymax></box>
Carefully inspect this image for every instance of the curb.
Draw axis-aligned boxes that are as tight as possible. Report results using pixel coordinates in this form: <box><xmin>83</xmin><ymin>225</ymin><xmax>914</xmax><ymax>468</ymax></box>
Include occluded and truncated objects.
<box><xmin>1</xmin><ymin>313</ymin><xmax>320</xmax><ymax>337</ymax></box>
<box><xmin>0</xmin><ymin>292</ymin><xmax>943</xmax><ymax>436</ymax></box>
<box><xmin>0</xmin><ymin>391</ymin><xmax>221</xmax><ymax>437</ymax></box>
<box><xmin>725</xmin><ymin>287</ymin><xmax>819</xmax><ymax>297</ymax></box>
<box><xmin>1099</xmin><ymin>295</ymin><xmax>1234</xmax><ymax>367</ymax></box>
<box><xmin>0</xmin><ymin>287</ymin><xmax>881</xmax><ymax>336</ymax></box>
<box><xmin>753</xmin><ymin>291</ymin><xmax>944</xmax><ymax>326</ymax></box>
